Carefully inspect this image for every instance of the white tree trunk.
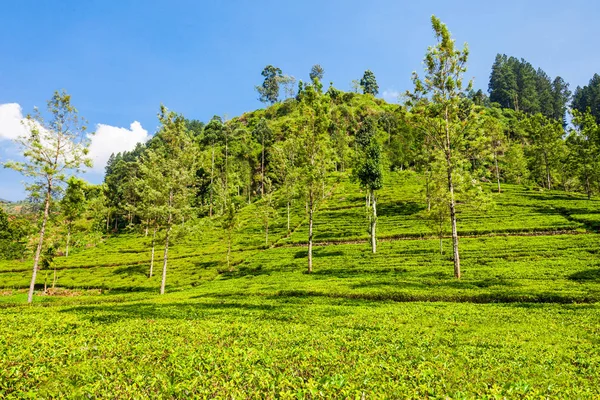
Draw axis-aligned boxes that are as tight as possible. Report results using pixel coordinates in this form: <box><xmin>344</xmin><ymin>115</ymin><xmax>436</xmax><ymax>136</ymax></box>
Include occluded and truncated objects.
<box><xmin>28</xmin><ymin>183</ymin><xmax>52</xmax><ymax>303</ymax></box>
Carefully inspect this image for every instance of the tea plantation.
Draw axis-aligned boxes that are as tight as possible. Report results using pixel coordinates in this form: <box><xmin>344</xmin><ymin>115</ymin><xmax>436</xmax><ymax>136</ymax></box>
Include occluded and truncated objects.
<box><xmin>1</xmin><ymin>172</ymin><xmax>600</xmax><ymax>398</ymax></box>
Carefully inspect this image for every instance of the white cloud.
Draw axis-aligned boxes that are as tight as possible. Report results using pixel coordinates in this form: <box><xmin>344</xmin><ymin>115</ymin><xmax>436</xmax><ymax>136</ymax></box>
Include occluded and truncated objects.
<box><xmin>88</xmin><ymin>121</ymin><xmax>150</xmax><ymax>172</ymax></box>
<box><xmin>0</xmin><ymin>103</ymin><xmax>28</xmax><ymax>141</ymax></box>
<box><xmin>382</xmin><ymin>90</ymin><xmax>401</xmax><ymax>103</ymax></box>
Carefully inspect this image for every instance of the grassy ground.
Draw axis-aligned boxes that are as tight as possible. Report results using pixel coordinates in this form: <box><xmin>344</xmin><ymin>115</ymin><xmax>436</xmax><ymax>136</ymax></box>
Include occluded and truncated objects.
<box><xmin>1</xmin><ymin>172</ymin><xmax>600</xmax><ymax>398</ymax></box>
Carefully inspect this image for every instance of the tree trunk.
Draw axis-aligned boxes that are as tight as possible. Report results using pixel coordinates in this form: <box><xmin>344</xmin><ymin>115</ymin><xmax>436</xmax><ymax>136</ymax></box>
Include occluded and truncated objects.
<box><xmin>425</xmin><ymin>171</ymin><xmax>431</xmax><ymax>211</ymax></box>
<box><xmin>261</xmin><ymin>137</ymin><xmax>265</xmax><ymax>196</ymax></box>
<box><xmin>585</xmin><ymin>171</ymin><xmax>591</xmax><ymax>200</ymax></box>
<box><xmin>544</xmin><ymin>152</ymin><xmax>551</xmax><ymax>190</ymax></box>
<box><xmin>287</xmin><ymin>200</ymin><xmax>291</xmax><ymax>233</ymax></box>
<box><xmin>149</xmin><ymin>225</ymin><xmax>157</xmax><ymax>278</ymax></box>
<box><xmin>265</xmin><ymin>218</ymin><xmax>269</xmax><ymax>247</ymax></box>
<box><xmin>494</xmin><ymin>151</ymin><xmax>501</xmax><ymax>193</ymax></box>
<box><xmin>445</xmin><ymin>108</ymin><xmax>461</xmax><ymax>279</ymax></box>
<box><xmin>307</xmin><ymin>196</ymin><xmax>314</xmax><ymax>273</ymax></box>
<box><xmin>225</xmin><ymin>129</ymin><xmax>229</xmax><ymax>199</ymax></box>
<box><xmin>160</xmin><ymin>192</ymin><xmax>173</xmax><ymax>295</ymax></box>
<box><xmin>370</xmin><ymin>191</ymin><xmax>377</xmax><ymax>254</ymax></box>
<box><xmin>28</xmin><ymin>182</ymin><xmax>52</xmax><ymax>303</ymax></box>
<box><xmin>210</xmin><ymin>145</ymin><xmax>215</xmax><ymax>217</ymax></box>
<box><xmin>227</xmin><ymin>231</ymin><xmax>232</xmax><ymax>270</ymax></box>
<box><xmin>66</xmin><ymin>224</ymin><xmax>71</xmax><ymax>258</ymax></box>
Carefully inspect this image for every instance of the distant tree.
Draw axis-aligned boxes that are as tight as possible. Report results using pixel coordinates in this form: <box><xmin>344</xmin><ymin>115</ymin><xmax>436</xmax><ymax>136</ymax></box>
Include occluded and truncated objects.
<box><xmin>481</xmin><ymin>113</ymin><xmax>506</xmax><ymax>192</ymax></box>
<box><xmin>297</xmin><ymin>82</ymin><xmax>332</xmax><ymax>273</ymax></box>
<box><xmin>407</xmin><ymin>16</ymin><xmax>480</xmax><ymax>279</ymax></box>
<box><xmin>278</xmin><ymin>75</ymin><xmax>297</xmax><ymax>99</ymax></box>
<box><xmin>271</xmin><ymin>138</ymin><xmax>300</xmax><ymax>233</ymax></box>
<box><xmin>572</xmin><ymin>74</ymin><xmax>600</xmax><ymax>124</ymax></box>
<box><xmin>60</xmin><ymin>177</ymin><xmax>87</xmax><ymax>257</ymax></box>
<box><xmin>256</xmin><ymin>65</ymin><xmax>283</xmax><ymax>105</ymax></box>
<box><xmin>202</xmin><ymin>116</ymin><xmax>225</xmax><ymax>216</ymax></box>
<box><xmin>360</xmin><ymin>70</ymin><xmax>379</xmax><ymax>96</ymax></box>
<box><xmin>252</xmin><ymin>118</ymin><xmax>274</xmax><ymax>196</ymax></box>
<box><xmin>221</xmin><ymin>202</ymin><xmax>239</xmax><ymax>269</ymax></box>
<box><xmin>552</xmin><ymin>77</ymin><xmax>571</xmax><ymax>126</ymax></box>
<box><xmin>0</xmin><ymin>209</ymin><xmax>27</xmax><ymax>261</ymax></box>
<box><xmin>352</xmin><ymin>121</ymin><xmax>384</xmax><ymax>253</ymax></box>
<box><xmin>468</xmin><ymin>89</ymin><xmax>489</xmax><ymax>107</ymax></box>
<box><xmin>139</xmin><ymin>106</ymin><xmax>197</xmax><ymax>295</ymax></box>
<box><xmin>521</xmin><ymin>114</ymin><xmax>564</xmax><ymax>190</ymax></box>
<box><xmin>503</xmin><ymin>142</ymin><xmax>529</xmax><ymax>185</ymax></box>
<box><xmin>309</xmin><ymin>64</ymin><xmax>325</xmax><ymax>82</ymax></box>
<box><xmin>256</xmin><ymin>186</ymin><xmax>278</xmax><ymax>247</ymax></box>
<box><xmin>3</xmin><ymin>90</ymin><xmax>91</xmax><ymax>303</ymax></box>
<box><xmin>567</xmin><ymin>110</ymin><xmax>600</xmax><ymax>199</ymax></box>
<box><xmin>489</xmin><ymin>54</ymin><xmax>571</xmax><ymax>123</ymax></box>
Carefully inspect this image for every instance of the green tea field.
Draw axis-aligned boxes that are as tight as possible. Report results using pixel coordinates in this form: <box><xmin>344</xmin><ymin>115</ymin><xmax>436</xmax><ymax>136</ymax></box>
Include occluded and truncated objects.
<box><xmin>1</xmin><ymin>172</ymin><xmax>600</xmax><ymax>398</ymax></box>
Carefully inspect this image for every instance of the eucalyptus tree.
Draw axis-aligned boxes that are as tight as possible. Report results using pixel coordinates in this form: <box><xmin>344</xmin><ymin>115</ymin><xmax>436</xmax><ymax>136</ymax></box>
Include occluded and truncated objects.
<box><xmin>139</xmin><ymin>106</ymin><xmax>197</xmax><ymax>295</ymax></box>
<box><xmin>406</xmin><ymin>16</ymin><xmax>480</xmax><ymax>279</ymax></box>
<box><xmin>252</xmin><ymin>118</ymin><xmax>273</xmax><ymax>197</ymax></box>
<box><xmin>3</xmin><ymin>90</ymin><xmax>92</xmax><ymax>303</ymax></box>
<box><xmin>271</xmin><ymin>137</ymin><xmax>300</xmax><ymax>233</ymax></box>
<box><xmin>202</xmin><ymin>116</ymin><xmax>225</xmax><ymax>216</ymax></box>
<box><xmin>256</xmin><ymin>65</ymin><xmax>283</xmax><ymax>105</ymax></box>
<box><xmin>297</xmin><ymin>82</ymin><xmax>332</xmax><ymax>273</ymax></box>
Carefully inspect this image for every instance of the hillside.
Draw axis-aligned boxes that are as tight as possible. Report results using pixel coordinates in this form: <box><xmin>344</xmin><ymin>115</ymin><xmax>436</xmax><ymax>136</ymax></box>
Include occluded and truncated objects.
<box><xmin>1</xmin><ymin>172</ymin><xmax>600</xmax><ymax>397</ymax></box>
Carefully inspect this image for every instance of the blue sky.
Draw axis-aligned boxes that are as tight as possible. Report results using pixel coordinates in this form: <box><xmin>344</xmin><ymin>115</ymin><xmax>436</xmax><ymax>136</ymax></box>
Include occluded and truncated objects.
<box><xmin>1</xmin><ymin>0</ymin><xmax>599</xmax><ymax>201</ymax></box>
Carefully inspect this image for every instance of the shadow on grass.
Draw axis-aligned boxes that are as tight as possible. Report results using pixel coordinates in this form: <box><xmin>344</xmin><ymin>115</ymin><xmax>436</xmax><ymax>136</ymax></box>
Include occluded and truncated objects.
<box><xmin>61</xmin><ymin>300</ymin><xmax>281</xmax><ymax>323</ymax></box>
<box><xmin>569</xmin><ymin>269</ymin><xmax>600</xmax><ymax>282</ymax></box>
<box><xmin>267</xmin><ymin>288</ymin><xmax>599</xmax><ymax>304</ymax></box>
<box><xmin>194</xmin><ymin>261</ymin><xmax>220</xmax><ymax>269</ymax></box>
<box><xmin>113</xmin><ymin>265</ymin><xmax>148</xmax><ymax>276</ymax></box>
<box><xmin>294</xmin><ymin>249</ymin><xmax>345</xmax><ymax>259</ymax></box>
<box><xmin>219</xmin><ymin>265</ymin><xmax>271</xmax><ymax>279</ymax></box>
<box><xmin>378</xmin><ymin>201</ymin><xmax>425</xmax><ymax>217</ymax></box>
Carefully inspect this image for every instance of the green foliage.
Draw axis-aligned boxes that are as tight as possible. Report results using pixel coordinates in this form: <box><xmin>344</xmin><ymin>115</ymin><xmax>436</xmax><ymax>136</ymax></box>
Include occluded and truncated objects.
<box><xmin>309</xmin><ymin>64</ymin><xmax>325</xmax><ymax>82</ymax></box>
<box><xmin>359</xmin><ymin>69</ymin><xmax>379</xmax><ymax>96</ymax></box>
<box><xmin>256</xmin><ymin>65</ymin><xmax>283</xmax><ymax>104</ymax></box>
<box><xmin>572</xmin><ymin>73</ymin><xmax>600</xmax><ymax>124</ymax></box>
<box><xmin>0</xmin><ymin>209</ymin><xmax>27</xmax><ymax>260</ymax></box>
<box><xmin>489</xmin><ymin>54</ymin><xmax>571</xmax><ymax>122</ymax></box>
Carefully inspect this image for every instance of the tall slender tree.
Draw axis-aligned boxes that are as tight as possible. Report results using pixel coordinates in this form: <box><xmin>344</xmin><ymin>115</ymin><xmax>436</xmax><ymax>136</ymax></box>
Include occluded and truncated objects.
<box><xmin>252</xmin><ymin>118</ymin><xmax>273</xmax><ymax>197</ymax></box>
<box><xmin>3</xmin><ymin>90</ymin><xmax>92</xmax><ymax>303</ymax></box>
<box><xmin>297</xmin><ymin>82</ymin><xmax>332</xmax><ymax>273</ymax></box>
<box><xmin>139</xmin><ymin>106</ymin><xmax>197</xmax><ymax>295</ymax></box>
<box><xmin>406</xmin><ymin>16</ymin><xmax>479</xmax><ymax>279</ymax></box>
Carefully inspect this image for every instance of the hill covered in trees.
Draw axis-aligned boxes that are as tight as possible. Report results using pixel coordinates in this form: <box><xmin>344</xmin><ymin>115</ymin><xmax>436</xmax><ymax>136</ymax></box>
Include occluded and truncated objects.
<box><xmin>1</xmin><ymin>16</ymin><xmax>599</xmax><ymax>398</ymax></box>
